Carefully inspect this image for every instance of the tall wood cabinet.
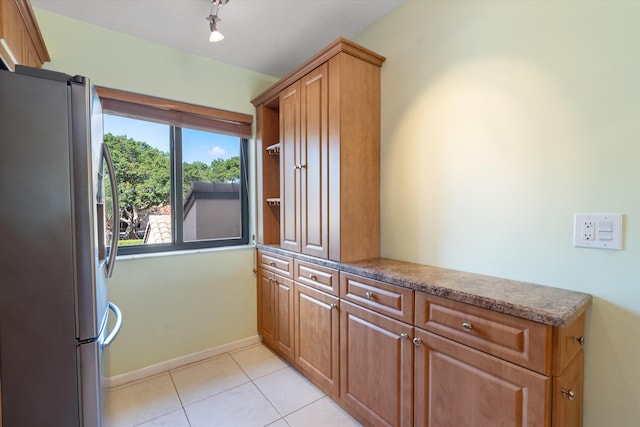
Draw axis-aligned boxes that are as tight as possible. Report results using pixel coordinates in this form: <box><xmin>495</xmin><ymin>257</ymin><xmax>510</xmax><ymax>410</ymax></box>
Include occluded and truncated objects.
<box><xmin>0</xmin><ymin>0</ymin><xmax>49</xmax><ymax>70</ymax></box>
<box><xmin>252</xmin><ymin>38</ymin><xmax>385</xmax><ymax>262</ymax></box>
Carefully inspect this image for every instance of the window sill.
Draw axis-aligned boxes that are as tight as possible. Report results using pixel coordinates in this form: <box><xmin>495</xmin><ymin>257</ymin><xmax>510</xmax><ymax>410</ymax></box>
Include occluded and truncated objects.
<box><xmin>114</xmin><ymin>243</ymin><xmax>256</xmax><ymax>262</ymax></box>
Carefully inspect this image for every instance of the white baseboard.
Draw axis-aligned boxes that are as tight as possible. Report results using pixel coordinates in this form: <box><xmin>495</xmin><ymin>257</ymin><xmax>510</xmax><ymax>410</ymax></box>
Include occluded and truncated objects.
<box><xmin>104</xmin><ymin>335</ymin><xmax>261</xmax><ymax>389</ymax></box>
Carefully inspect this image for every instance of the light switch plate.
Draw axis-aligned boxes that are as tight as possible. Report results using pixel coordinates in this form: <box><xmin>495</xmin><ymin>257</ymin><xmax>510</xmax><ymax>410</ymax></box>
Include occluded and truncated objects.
<box><xmin>574</xmin><ymin>214</ymin><xmax>622</xmax><ymax>250</ymax></box>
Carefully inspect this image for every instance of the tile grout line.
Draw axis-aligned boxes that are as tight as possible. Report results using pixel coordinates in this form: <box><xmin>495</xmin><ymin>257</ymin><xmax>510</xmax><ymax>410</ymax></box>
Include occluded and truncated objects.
<box><xmin>167</xmin><ymin>369</ymin><xmax>193</xmax><ymax>427</ymax></box>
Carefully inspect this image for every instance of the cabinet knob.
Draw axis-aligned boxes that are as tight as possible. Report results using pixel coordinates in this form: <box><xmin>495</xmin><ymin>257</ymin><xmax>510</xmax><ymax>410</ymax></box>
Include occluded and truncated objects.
<box><xmin>299</xmin><ymin>163</ymin><xmax>306</xmax><ymax>169</ymax></box>
<box><xmin>329</xmin><ymin>303</ymin><xmax>338</xmax><ymax>310</ymax></box>
<box><xmin>308</xmin><ymin>274</ymin><xmax>318</xmax><ymax>280</ymax></box>
<box><xmin>269</xmin><ymin>261</ymin><xmax>276</xmax><ymax>267</ymax></box>
<box><xmin>462</xmin><ymin>322</ymin><xmax>473</xmax><ymax>332</ymax></box>
<box><xmin>572</xmin><ymin>336</ymin><xmax>585</xmax><ymax>345</ymax></box>
<box><xmin>561</xmin><ymin>388</ymin><xmax>576</xmax><ymax>401</ymax></box>
<box><xmin>400</xmin><ymin>333</ymin><xmax>409</xmax><ymax>340</ymax></box>
<box><xmin>412</xmin><ymin>337</ymin><xmax>423</xmax><ymax>346</ymax></box>
<box><xmin>364</xmin><ymin>291</ymin><xmax>374</xmax><ymax>300</ymax></box>
<box><xmin>293</xmin><ymin>164</ymin><xmax>299</xmax><ymax>171</ymax></box>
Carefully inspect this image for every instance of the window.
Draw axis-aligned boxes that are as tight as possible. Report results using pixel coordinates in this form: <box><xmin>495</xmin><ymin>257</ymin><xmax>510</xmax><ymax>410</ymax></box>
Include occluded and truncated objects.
<box><xmin>97</xmin><ymin>87</ymin><xmax>253</xmax><ymax>255</ymax></box>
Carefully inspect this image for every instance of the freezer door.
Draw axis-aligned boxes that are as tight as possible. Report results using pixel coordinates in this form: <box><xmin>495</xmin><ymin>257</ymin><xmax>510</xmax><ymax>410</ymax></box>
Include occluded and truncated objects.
<box><xmin>78</xmin><ymin>302</ymin><xmax>123</xmax><ymax>427</ymax></box>
<box><xmin>78</xmin><ymin>321</ymin><xmax>105</xmax><ymax>427</ymax></box>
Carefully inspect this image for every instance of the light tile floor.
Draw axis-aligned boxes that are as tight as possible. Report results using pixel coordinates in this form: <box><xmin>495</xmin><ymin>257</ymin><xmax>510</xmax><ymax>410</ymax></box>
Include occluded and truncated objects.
<box><xmin>104</xmin><ymin>343</ymin><xmax>361</xmax><ymax>427</ymax></box>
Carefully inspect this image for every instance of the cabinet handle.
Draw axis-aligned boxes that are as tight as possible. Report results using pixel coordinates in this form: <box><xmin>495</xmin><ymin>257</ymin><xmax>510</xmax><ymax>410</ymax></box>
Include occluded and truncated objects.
<box><xmin>364</xmin><ymin>291</ymin><xmax>374</xmax><ymax>300</ymax></box>
<box><xmin>269</xmin><ymin>261</ymin><xmax>276</xmax><ymax>266</ymax></box>
<box><xmin>329</xmin><ymin>303</ymin><xmax>338</xmax><ymax>310</ymax></box>
<box><xmin>462</xmin><ymin>322</ymin><xmax>473</xmax><ymax>332</ymax></box>
<box><xmin>308</xmin><ymin>274</ymin><xmax>318</xmax><ymax>280</ymax></box>
<box><xmin>572</xmin><ymin>336</ymin><xmax>585</xmax><ymax>345</ymax></box>
<box><xmin>293</xmin><ymin>164</ymin><xmax>299</xmax><ymax>170</ymax></box>
<box><xmin>299</xmin><ymin>164</ymin><xmax>306</xmax><ymax>169</ymax></box>
<box><xmin>561</xmin><ymin>388</ymin><xmax>576</xmax><ymax>401</ymax></box>
<box><xmin>413</xmin><ymin>337</ymin><xmax>423</xmax><ymax>346</ymax></box>
<box><xmin>400</xmin><ymin>333</ymin><xmax>409</xmax><ymax>340</ymax></box>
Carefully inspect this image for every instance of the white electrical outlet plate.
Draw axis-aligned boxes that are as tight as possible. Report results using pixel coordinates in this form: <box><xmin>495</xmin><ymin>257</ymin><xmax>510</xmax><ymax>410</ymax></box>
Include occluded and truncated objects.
<box><xmin>574</xmin><ymin>214</ymin><xmax>622</xmax><ymax>250</ymax></box>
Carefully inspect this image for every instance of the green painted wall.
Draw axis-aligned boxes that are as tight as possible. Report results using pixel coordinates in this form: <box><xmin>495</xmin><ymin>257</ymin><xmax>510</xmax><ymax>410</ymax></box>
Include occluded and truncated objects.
<box><xmin>355</xmin><ymin>1</ymin><xmax>639</xmax><ymax>426</ymax></box>
<box><xmin>33</xmin><ymin>9</ymin><xmax>278</xmax><ymax>376</ymax></box>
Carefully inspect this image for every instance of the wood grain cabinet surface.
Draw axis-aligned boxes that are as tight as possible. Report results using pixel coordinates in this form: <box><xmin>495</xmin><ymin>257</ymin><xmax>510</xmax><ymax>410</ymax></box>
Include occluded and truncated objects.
<box><xmin>0</xmin><ymin>0</ymin><xmax>49</xmax><ymax>70</ymax></box>
<box><xmin>256</xmin><ymin>249</ymin><xmax>587</xmax><ymax>427</ymax></box>
<box><xmin>252</xmin><ymin>38</ymin><xmax>385</xmax><ymax>262</ymax></box>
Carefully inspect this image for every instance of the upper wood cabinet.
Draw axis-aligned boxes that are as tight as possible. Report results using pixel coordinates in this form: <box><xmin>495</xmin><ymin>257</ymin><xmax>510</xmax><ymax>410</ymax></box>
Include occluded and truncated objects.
<box><xmin>0</xmin><ymin>0</ymin><xmax>50</xmax><ymax>70</ymax></box>
<box><xmin>252</xmin><ymin>38</ymin><xmax>385</xmax><ymax>262</ymax></box>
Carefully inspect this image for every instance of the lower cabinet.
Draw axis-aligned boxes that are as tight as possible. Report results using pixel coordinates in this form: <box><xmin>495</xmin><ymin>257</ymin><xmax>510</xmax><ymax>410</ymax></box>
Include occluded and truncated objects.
<box><xmin>255</xmin><ymin>251</ymin><xmax>586</xmax><ymax>427</ymax></box>
<box><xmin>293</xmin><ymin>282</ymin><xmax>340</xmax><ymax>396</ymax></box>
<box><xmin>256</xmin><ymin>268</ymin><xmax>294</xmax><ymax>362</ymax></box>
<box><xmin>340</xmin><ymin>300</ymin><xmax>414</xmax><ymax>427</ymax></box>
<box><xmin>413</xmin><ymin>327</ymin><xmax>549</xmax><ymax>427</ymax></box>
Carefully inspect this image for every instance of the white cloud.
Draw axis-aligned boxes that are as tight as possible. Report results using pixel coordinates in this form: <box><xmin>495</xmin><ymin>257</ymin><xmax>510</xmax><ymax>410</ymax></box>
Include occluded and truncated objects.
<box><xmin>208</xmin><ymin>146</ymin><xmax>226</xmax><ymax>158</ymax></box>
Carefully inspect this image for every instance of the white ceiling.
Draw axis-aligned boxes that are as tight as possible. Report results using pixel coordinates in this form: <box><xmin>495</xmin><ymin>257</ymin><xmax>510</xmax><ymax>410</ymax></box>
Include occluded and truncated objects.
<box><xmin>31</xmin><ymin>0</ymin><xmax>405</xmax><ymax>78</ymax></box>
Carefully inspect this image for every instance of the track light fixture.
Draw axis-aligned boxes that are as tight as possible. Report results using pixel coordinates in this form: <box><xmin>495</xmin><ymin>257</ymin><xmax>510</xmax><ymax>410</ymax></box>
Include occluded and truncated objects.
<box><xmin>206</xmin><ymin>0</ymin><xmax>229</xmax><ymax>42</ymax></box>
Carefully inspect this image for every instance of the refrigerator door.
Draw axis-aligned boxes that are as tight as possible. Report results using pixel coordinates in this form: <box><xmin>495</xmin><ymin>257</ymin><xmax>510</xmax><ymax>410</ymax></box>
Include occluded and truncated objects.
<box><xmin>78</xmin><ymin>301</ymin><xmax>122</xmax><ymax>427</ymax></box>
<box><xmin>70</xmin><ymin>78</ymin><xmax>113</xmax><ymax>342</ymax></box>
<box><xmin>0</xmin><ymin>67</ymin><xmax>81</xmax><ymax>427</ymax></box>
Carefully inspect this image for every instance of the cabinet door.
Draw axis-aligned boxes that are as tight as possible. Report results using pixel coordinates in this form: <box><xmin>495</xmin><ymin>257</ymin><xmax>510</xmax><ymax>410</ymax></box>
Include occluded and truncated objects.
<box><xmin>414</xmin><ymin>328</ymin><xmax>550</xmax><ymax>427</ymax></box>
<box><xmin>279</xmin><ymin>81</ymin><xmax>301</xmax><ymax>252</ymax></box>
<box><xmin>257</xmin><ymin>269</ymin><xmax>276</xmax><ymax>347</ymax></box>
<box><xmin>340</xmin><ymin>300</ymin><xmax>413</xmax><ymax>427</ymax></box>
<box><xmin>300</xmin><ymin>64</ymin><xmax>329</xmax><ymax>258</ymax></box>
<box><xmin>294</xmin><ymin>282</ymin><xmax>339</xmax><ymax>396</ymax></box>
<box><xmin>274</xmin><ymin>275</ymin><xmax>295</xmax><ymax>362</ymax></box>
<box><xmin>551</xmin><ymin>352</ymin><xmax>583</xmax><ymax>427</ymax></box>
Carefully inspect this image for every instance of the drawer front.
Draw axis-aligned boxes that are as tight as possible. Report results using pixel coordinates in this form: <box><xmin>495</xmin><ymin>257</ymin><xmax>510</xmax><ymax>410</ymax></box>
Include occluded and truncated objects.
<box><xmin>415</xmin><ymin>292</ymin><xmax>552</xmax><ymax>375</ymax></box>
<box><xmin>258</xmin><ymin>250</ymin><xmax>293</xmax><ymax>277</ymax></box>
<box><xmin>340</xmin><ymin>272</ymin><xmax>414</xmax><ymax>324</ymax></box>
<box><xmin>552</xmin><ymin>313</ymin><xmax>585</xmax><ymax>376</ymax></box>
<box><xmin>294</xmin><ymin>260</ymin><xmax>339</xmax><ymax>296</ymax></box>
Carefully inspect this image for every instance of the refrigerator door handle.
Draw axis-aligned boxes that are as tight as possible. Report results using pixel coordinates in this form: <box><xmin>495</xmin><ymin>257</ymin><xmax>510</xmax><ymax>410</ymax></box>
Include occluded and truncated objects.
<box><xmin>102</xmin><ymin>142</ymin><xmax>119</xmax><ymax>278</ymax></box>
<box><xmin>103</xmin><ymin>302</ymin><xmax>123</xmax><ymax>349</ymax></box>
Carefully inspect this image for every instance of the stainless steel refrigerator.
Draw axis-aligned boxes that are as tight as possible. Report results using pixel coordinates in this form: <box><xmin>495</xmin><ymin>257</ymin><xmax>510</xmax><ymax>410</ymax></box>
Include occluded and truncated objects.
<box><xmin>0</xmin><ymin>65</ymin><xmax>123</xmax><ymax>426</ymax></box>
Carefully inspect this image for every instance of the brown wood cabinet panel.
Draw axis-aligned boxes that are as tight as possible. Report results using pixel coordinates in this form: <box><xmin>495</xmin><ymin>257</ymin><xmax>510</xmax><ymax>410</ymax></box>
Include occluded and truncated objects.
<box><xmin>414</xmin><ymin>328</ymin><xmax>550</xmax><ymax>427</ymax></box>
<box><xmin>340</xmin><ymin>272</ymin><xmax>414</xmax><ymax>324</ymax></box>
<box><xmin>256</xmin><ymin>269</ymin><xmax>276</xmax><ymax>347</ymax></box>
<box><xmin>253</xmin><ymin>39</ymin><xmax>383</xmax><ymax>262</ymax></box>
<box><xmin>275</xmin><ymin>275</ymin><xmax>295</xmax><ymax>362</ymax></box>
<box><xmin>255</xmin><ymin>105</ymin><xmax>281</xmax><ymax>245</ymax></box>
<box><xmin>552</xmin><ymin>313</ymin><xmax>585</xmax><ymax>376</ymax></box>
<box><xmin>327</xmin><ymin>52</ymin><xmax>380</xmax><ymax>263</ymax></box>
<box><xmin>0</xmin><ymin>0</ymin><xmax>49</xmax><ymax>70</ymax></box>
<box><xmin>300</xmin><ymin>63</ymin><xmax>329</xmax><ymax>258</ymax></box>
<box><xmin>294</xmin><ymin>282</ymin><xmax>339</xmax><ymax>396</ymax></box>
<box><xmin>257</xmin><ymin>250</ymin><xmax>293</xmax><ymax>277</ymax></box>
<box><xmin>257</xmin><ymin>267</ymin><xmax>294</xmax><ymax>362</ymax></box>
<box><xmin>293</xmin><ymin>259</ymin><xmax>339</xmax><ymax>296</ymax></box>
<box><xmin>340</xmin><ymin>300</ymin><xmax>413</xmax><ymax>427</ymax></box>
<box><xmin>279</xmin><ymin>81</ymin><xmax>301</xmax><ymax>253</ymax></box>
<box><xmin>415</xmin><ymin>292</ymin><xmax>552</xmax><ymax>375</ymax></box>
<box><xmin>552</xmin><ymin>352</ymin><xmax>584</xmax><ymax>427</ymax></box>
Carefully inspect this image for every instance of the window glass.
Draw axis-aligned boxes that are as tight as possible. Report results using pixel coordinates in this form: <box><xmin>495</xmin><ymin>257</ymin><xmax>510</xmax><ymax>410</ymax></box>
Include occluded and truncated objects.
<box><xmin>182</xmin><ymin>128</ymin><xmax>242</xmax><ymax>242</ymax></box>
<box><xmin>103</xmin><ymin>113</ymin><xmax>248</xmax><ymax>254</ymax></box>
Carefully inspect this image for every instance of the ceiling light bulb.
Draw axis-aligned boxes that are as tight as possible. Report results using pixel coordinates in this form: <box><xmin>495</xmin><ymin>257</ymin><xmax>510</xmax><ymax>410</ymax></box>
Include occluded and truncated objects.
<box><xmin>208</xmin><ymin>17</ymin><xmax>224</xmax><ymax>42</ymax></box>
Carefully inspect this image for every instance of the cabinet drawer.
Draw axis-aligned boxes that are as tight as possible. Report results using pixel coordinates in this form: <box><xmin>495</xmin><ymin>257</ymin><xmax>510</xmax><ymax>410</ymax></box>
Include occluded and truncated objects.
<box><xmin>294</xmin><ymin>260</ymin><xmax>339</xmax><ymax>296</ymax></box>
<box><xmin>258</xmin><ymin>250</ymin><xmax>293</xmax><ymax>277</ymax></box>
<box><xmin>340</xmin><ymin>272</ymin><xmax>414</xmax><ymax>324</ymax></box>
<box><xmin>415</xmin><ymin>292</ymin><xmax>552</xmax><ymax>375</ymax></box>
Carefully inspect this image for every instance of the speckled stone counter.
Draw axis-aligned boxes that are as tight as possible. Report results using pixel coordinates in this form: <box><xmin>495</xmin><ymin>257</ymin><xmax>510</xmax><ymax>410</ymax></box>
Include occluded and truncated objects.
<box><xmin>257</xmin><ymin>245</ymin><xmax>592</xmax><ymax>327</ymax></box>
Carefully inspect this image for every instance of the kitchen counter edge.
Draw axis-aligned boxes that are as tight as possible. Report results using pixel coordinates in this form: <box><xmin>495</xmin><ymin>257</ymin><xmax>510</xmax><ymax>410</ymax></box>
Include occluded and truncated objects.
<box><xmin>256</xmin><ymin>245</ymin><xmax>593</xmax><ymax>328</ymax></box>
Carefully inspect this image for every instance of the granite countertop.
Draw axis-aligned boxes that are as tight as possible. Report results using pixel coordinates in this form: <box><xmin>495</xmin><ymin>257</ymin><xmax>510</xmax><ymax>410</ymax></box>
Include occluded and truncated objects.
<box><xmin>257</xmin><ymin>245</ymin><xmax>593</xmax><ymax>327</ymax></box>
